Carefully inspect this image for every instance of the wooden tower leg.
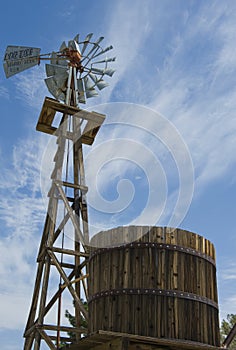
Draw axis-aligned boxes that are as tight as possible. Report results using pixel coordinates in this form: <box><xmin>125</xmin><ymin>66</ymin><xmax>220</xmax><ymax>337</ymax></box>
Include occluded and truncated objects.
<box><xmin>23</xmin><ymin>67</ymin><xmax>106</xmax><ymax>349</ymax></box>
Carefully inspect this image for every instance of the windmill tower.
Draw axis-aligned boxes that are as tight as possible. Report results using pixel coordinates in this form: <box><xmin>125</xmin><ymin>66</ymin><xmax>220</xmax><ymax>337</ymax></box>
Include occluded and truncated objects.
<box><xmin>5</xmin><ymin>34</ymin><xmax>227</xmax><ymax>350</ymax></box>
<box><xmin>4</xmin><ymin>33</ymin><xmax>116</xmax><ymax>350</ymax></box>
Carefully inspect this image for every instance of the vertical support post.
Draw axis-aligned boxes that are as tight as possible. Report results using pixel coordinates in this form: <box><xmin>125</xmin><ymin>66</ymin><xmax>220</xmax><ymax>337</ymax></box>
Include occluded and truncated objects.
<box><xmin>72</xmin><ymin>66</ymin><xmax>88</xmax><ymax>342</ymax></box>
<box><xmin>23</xmin><ymin>62</ymin><xmax>106</xmax><ymax>349</ymax></box>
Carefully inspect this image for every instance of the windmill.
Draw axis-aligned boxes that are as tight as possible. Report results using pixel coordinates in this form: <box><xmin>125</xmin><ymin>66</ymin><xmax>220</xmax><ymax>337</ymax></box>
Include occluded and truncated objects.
<box><xmin>4</xmin><ymin>33</ymin><xmax>115</xmax><ymax>350</ymax></box>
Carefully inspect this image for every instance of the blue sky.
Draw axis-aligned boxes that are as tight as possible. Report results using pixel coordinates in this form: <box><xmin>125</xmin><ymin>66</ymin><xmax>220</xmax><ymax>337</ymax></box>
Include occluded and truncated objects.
<box><xmin>0</xmin><ymin>1</ymin><xmax>236</xmax><ymax>349</ymax></box>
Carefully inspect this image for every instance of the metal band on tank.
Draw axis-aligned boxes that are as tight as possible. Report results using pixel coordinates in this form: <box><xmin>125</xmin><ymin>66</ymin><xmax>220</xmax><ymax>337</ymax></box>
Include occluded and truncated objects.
<box><xmin>89</xmin><ymin>242</ymin><xmax>216</xmax><ymax>266</ymax></box>
<box><xmin>88</xmin><ymin>288</ymin><xmax>218</xmax><ymax>310</ymax></box>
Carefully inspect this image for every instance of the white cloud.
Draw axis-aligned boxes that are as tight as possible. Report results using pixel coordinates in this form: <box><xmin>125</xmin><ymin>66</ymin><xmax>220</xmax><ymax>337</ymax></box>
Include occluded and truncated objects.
<box><xmin>14</xmin><ymin>65</ymin><xmax>48</xmax><ymax>109</ymax></box>
<box><xmin>1</xmin><ymin>0</ymin><xmax>236</xmax><ymax>337</ymax></box>
<box><xmin>145</xmin><ymin>2</ymin><xmax>236</xmax><ymax>194</ymax></box>
<box><xmin>96</xmin><ymin>0</ymin><xmax>155</xmax><ymax>104</ymax></box>
<box><xmin>0</xmin><ymin>135</ymin><xmax>47</xmax><ymax>329</ymax></box>
<box><xmin>217</xmin><ymin>258</ymin><xmax>236</xmax><ymax>320</ymax></box>
<box><xmin>220</xmin><ymin>262</ymin><xmax>236</xmax><ymax>281</ymax></box>
<box><xmin>84</xmin><ymin>102</ymin><xmax>194</xmax><ymax>235</ymax></box>
<box><xmin>0</xmin><ymin>85</ymin><xmax>9</xmax><ymax>99</ymax></box>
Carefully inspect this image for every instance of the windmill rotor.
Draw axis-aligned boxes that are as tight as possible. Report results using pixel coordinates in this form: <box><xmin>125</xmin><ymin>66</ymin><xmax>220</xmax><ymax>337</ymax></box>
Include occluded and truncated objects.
<box><xmin>45</xmin><ymin>33</ymin><xmax>116</xmax><ymax>104</ymax></box>
<box><xmin>3</xmin><ymin>33</ymin><xmax>116</xmax><ymax>104</ymax></box>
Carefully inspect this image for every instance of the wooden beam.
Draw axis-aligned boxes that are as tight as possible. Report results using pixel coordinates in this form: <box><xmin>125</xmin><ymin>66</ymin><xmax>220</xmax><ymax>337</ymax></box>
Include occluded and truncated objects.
<box><xmin>51</xmin><ymin>261</ymin><xmax>75</xmax><ymax>269</ymax></box>
<box><xmin>47</xmin><ymin>249</ymin><xmax>88</xmax><ymax>320</ymax></box>
<box><xmin>51</xmin><ymin>247</ymin><xmax>89</xmax><ymax>258</ymax></box>
<box><xmin>54</xmin><ymin>182</ymin><xmax>87</xmax><ymax>250</ymax></box>
<box><xmin>60</xmin><ymin>273</ymin><xmax>89</xmax><ymax>289</ymax></box>
<box><xmin>24</xmin><ymin>261</ymin><xmax>44</xmax><ymax>336</ymax></box>
<box><xmin>37</xmin><ymin>328</ymin><xmax>57</xmax><ymax>350</ymax></box>
<box><xmin>60</xmin><ymin>180</ymin><xmax>88</xmax><ymax>192</ymax></box>
<box><xmin>222</xmin><ymin>322</ymin><xmax>236</xmax><ymax>348</ymax></box>
<box><xmin>43</xmin><ymin>269</ymin><xmax>75</xmax><ymax>317</ymax></box>
<box><xmin>42</xmin><ymin>324</ymin><xmax>87</xmax><ymax>334</ymax></box>
<box><xmin>36</xmin><ymin>97</ymin><xmax>105</xmax><ymax>146</ymax></box>
<box><xmin>64</xmin><ymin>331</ymin><xmax>224</xmax><ymax>350</ymax></box>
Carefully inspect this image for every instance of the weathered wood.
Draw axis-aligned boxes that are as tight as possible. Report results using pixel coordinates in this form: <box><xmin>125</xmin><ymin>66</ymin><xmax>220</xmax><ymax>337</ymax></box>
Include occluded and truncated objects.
<box><xmin>51</xmin><ymin>246</ymin><xmax>89</xmax><ymax>258</ymax></box>
<box><xmin>42</xmin><ymin>324</ymin><xmax>87</xmax><ymax>333</ymax></box>
<box><xmin>24</xmin><ymin>68</ymin><xmax>99</xmax><ymax>350</ymax></box>
<box><xmin>55</xmin><ymin>182</ymin><xmax>86</xmax><ymax>249</ymax></box>
<box><xmin>61</xmin><ymin>330</ymin><xmax>224</xmax><ymax>350</ymax></box>
<box><xmin>36</xmin><ymin>97</ymin><xmax>105</xmax><ymax>145</ymax></box>
<box><xmin>89</xmin><ymin>226</ymin><xmax>220</xmax><ymax>347</ymax></box>
<box><xmin>47</xmin><ymin>249</ymin><xmax>88</xmax><ymax>320</ymax></box>
<box><xmin>60</xmin><ymin>273</ymin><xmax>89</xmax><ymax>289</ymax></box>
<box><xmin>37</xmin><ymin>328</ymin><xmax>56</xmax><ymax>350</ymax></box>
<box><xmin>57</xmin><ymin>179</ymin><xmax>88</xmax><ymax>192</ymax></box>
<box><xmin>23</xmin><ymin>261</ymin><xmax>44</xmax><ymax>337</ymax></box>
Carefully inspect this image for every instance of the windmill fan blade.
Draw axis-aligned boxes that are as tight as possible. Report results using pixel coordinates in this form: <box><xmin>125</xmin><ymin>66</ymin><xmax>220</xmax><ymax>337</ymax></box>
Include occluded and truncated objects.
<box><xmin>42</xmin><ymin>33</ymin><xmax>115</xmax><ymax>104</ymax></box>
<box><xmin>77</xmin><ymin>78</ymin><xmax>84</xmax><ymax>93</ymax></box>
<box><xmin>74</xmin><ymin>34</ymin><xmax>80</xmax><ymax>43</ymax></box>
<box><xmin>86</xmin><ymin>89</ymin><xmax>99</xmax><ymax>98</ymax></box>
<box><xmin>83</xmin><ymin>36</ymin><xmax>104</xmax><ymax>58</ymax></box>
<box><xmin>45</xmin><ymin>77</ymin><xmax>66</xmax><ymax>101</ymax></box>
<box><xmin>84</xmin><ymin>76</ymin><xmax>95</xmax><ymax>91</ymax></box>
<box><xmin>81</xmin><ymin>33</ymin><xmax>93</xmax><ymax>55</ymax></box>
<box><xmin>93</xmin><ymin>57</ymin><xmax>116</xmax><ymax>64</ymax></box>
<box><xmin>68</xmin><ymin>40</ymin><xmax>80</xmax><ymax>53</ymax></box>
<box><xmin>95</xmin><ymin>36</ymin><xmax>105</xmax><ymax>45</ymax></box>
<box><xmin>77</xmin><ymin>78</ymin><xmax>86</xmax><ymax>104</ymax></box>
<box><xmin>77</xmin><ymin>92</ymin><xmax>85</xmax><ymax>104</ymax></box>
<box><xmin>50</xmin><ymin>52</ymin><xmax>68</xmax><ymax>66</ymax></box>
<box><xmin>92</xmin><ymin>45</ymin><xmax>113</xmax><ymax>59</ymax></box>
<box><xmin>53</xmin><ymin>73</ymin><xmax>68</xmax><ymax>89</ymax></box>
<box><xmin>88</xmin><ymin>72</ymin><xmax>99</xmax><ymax>83</ymax></box>
<box><xmin>91</xmin><ymin>67</ymin><xmax>116</xmax><ymax>77</ymax></box>
<box><xmin>103</xmin><ymin>68</ymin><xmax>116</xmax><ymax>77</ymax></box>
<box><xmin>83</xmin><ymin>76</ymin><xmax>98</xmax><ymax>98</ymax></box>
<box><xmin>60</xmin><ymin>41</ymin><xmax>67</xmax><ymax>52</ymax></box>
<box><xmin>90</xmin><ymin>67</ymin><xmax>105</xmax><ymax>75</ymax></box>
<box><xmin>96</xmin><ymin>79</ymin><xmax>109</xmax><ymax>90</ymax></box>
<box><xmin>45</xmin><ymin>64</ymin><xmax>68</xmax><ymax>78</ymax></box>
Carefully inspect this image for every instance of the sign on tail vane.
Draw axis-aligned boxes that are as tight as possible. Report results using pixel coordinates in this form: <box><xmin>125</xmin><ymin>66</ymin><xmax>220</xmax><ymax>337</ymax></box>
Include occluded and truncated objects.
<box><xmin>3</xmin><ymin>46</ymin><xmax>41</xmax><ymax>78</ymax></box>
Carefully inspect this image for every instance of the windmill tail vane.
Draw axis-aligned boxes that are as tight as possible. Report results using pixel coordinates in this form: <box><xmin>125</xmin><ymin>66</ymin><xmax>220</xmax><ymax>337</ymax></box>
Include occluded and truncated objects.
<box><xmin>3</xmin><ymin>33</ymin><xmax>116</xmax><ymax>105</ymax></box>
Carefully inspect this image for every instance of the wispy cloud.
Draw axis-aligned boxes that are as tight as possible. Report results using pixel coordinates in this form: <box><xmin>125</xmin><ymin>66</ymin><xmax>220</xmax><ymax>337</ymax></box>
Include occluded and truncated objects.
<box><xmin>218</xmin><ymin>259</ymin><xmax>236</xmax><ymax>319</ymax></box>
<box><xmin>144</xmin><ymin>2</ymin><xmax>236</xmax><ymax>193</ymax></box>
<box><xmin>0</xmin><ymin>135</ymin><xmax>47</xmax><ymax>328</ymax></box>
<box><xmin>1</xmin><ymin>0</ymin><xmax>236</xmax><ymax>332</ymax></box>
<box><xmin>220</xmin><ymin>262</ymin><xmax>236</xmax><ymax>281</ymax></box>
<box><xmin>0</xmin><ymin>85</ymin><xmax>9</xmax><ymax>99</ymax></box>
<box><xmin>82</xmin><ymin>1</ymin><xmax>236</xmax><ymax>232</ymax></box>
<box><xmin>14</xmin><ymin>65</ymin><xmax>48</xmax><ymax>109</ymax></box>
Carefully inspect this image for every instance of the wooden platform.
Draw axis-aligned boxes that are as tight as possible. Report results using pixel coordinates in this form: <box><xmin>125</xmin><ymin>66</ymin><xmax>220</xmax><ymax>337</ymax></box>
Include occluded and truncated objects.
<box><xmin>61</xmin><ymin>330</ymin><xmax>225</xmax><ymax>350</ymax></box>
<box><xmin>36</xmin><ymin>97</ymin><xmax>106</xmax><ymax>145</ymax></box>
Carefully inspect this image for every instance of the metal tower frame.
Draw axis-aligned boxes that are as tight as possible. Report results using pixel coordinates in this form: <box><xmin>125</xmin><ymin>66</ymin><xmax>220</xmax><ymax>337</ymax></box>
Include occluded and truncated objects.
<box><xmin>23</xmin><ymin>66</ymin><xmax>105</xmax><ymax>350</ymax></box>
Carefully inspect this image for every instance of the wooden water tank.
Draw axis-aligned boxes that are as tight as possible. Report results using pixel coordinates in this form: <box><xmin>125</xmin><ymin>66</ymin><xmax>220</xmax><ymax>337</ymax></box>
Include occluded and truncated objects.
<box><xmin>88</xmin><ymin>226</ymin><xmax>220</xmax><ymax>347</ymax></box>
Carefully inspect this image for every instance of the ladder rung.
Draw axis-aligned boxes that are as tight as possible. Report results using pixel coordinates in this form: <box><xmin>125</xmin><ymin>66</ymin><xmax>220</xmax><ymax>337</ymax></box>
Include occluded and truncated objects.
<box><xmin>47</xmin><ymin>189</ymin><xmax>74</xmax><ymax>203</ymax></box>
<box><xmin>51</xmin><ymin>261</ymin><xmax>75</xmax><ymax>269</ymax></box>
<box><xmin>62</xmin><ymin>180</ymin><xmax>88</xmax><ymax>192</ymax></box>
<box><xmin>51</xmin><ymin>247</ymin><xmax>89</xmax><ymax>257</ymax></box>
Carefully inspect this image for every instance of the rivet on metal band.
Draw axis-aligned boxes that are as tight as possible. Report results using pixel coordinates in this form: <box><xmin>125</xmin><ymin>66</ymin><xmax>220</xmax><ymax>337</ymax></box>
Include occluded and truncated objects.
<box><xmin>88</xmin><ymin>288</ymin><xmax>218</xmax><ymax>310</ymax></box>
<box><xmin>89</xmin><ymin>242</ymin><xmax>216</xmax><ymax>266</ymax></box>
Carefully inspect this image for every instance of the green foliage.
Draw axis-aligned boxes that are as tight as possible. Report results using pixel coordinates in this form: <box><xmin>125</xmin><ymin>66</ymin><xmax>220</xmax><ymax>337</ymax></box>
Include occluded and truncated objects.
<box><xmin>220</xmin><ymin>314</ymin><xmax>236</xmax><ymax>349</ymax></box>
<box><xmin>64</xmin><ymin>300</ymin><xmax>88</xmax><ymax>343</ymax></box>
